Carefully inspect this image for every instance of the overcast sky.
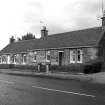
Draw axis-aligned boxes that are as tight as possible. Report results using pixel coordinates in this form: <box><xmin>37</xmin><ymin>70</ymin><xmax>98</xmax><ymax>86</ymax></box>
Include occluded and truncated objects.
<box><xmin>0</xmin><ymin>0</ymin><xmax>103</xmax><ymax>50</ymax></box>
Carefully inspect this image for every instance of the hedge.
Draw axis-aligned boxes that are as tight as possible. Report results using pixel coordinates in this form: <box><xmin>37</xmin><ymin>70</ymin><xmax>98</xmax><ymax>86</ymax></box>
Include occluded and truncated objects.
<box><xmin>84</xmin><ymin>61</ymin><xmax>102</xmax><ymax>74</ymax></box>
<box><xmin>49</xmin><ymin>64</ymin><xmax>84</xmax><ymax>73</ymax></box>
<box><xmin>0</xmin><ymin>64</ymin><xmax>37</xmax><ymax>72</ymax></box>
<box><xmin>0</xmin><ymin>60</ymin><xmax>102</xmax><ymax>74</ymax></box>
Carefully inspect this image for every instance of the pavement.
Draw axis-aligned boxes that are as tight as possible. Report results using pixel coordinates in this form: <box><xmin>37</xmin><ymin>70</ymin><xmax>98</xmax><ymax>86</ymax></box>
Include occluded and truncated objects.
<box><xmin>0</xmin><ymin>69</ymin><xmax>105</xmax><ymax>84</ymax></box>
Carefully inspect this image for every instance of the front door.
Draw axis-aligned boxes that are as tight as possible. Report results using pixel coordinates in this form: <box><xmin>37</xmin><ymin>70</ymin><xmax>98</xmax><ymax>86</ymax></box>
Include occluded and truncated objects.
<box><xmin>59</xmin><ymin>52</ymin><xmax>64</xmax><ymax>66</ymax></box>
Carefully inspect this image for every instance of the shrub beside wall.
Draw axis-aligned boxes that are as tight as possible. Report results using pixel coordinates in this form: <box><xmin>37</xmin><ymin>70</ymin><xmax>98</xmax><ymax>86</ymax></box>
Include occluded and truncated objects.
<box><xmin>0</xmin><ymin>64</ymin><xmax>37</xmax><ymax>72</ymax></box>
<box><xmin>49</xmin><ymin>64</ymin><xmax>84</xmax><ymax>73</ymax></box>
<box><xmin>0</xmin><ymin>60</ymin><xmax>102</xmax><ymax>74</ymax></box>
<box><xmin>14</xmin><ymin>64</ymin><xmax>38</xmax><ymax>71</ymax></box>
<box><xmin>0</xmin><ymin>64</ymin><xmax>10</xmax><ymax>69</ymax></box>
<box><xmin>84</xmin><ymin>60</ymin><xmax>102</xmax><ymax>74</ymax></box>
<box><xmin>0</xmin><ymin>64</ymin><xmax>84</xmax><ymax>73</ymax></box>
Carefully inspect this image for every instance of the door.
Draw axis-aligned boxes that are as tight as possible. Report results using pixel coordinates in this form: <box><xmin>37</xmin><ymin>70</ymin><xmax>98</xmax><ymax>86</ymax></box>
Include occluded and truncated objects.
<box><xmin>59</xmin><ymin>52</ymin><xmax>64</xmax><ymax>66</ymax></box>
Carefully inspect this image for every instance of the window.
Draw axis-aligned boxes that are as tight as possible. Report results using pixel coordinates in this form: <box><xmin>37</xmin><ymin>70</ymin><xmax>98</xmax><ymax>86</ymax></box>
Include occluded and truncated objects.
<box><xmin>10</xmin><ymin>55</ymin><xmax>14</xmax><ymax>64</ymax></box>
<box><xmin>23</xmin><ymin>54</ymin><xmax>27</xmax><ymax>64</ymax></box>
<box><xmin>2</xmin><ymin>55</ymin><xmax>7</xmax><ymax>64</ymax></box>
<box><xmin>77</xmin><ymin>49</ymin><xmax>83</xmax><ymax>63</ymax></box>
<box><xmin>70</xmin><ymin>50</ymin><xmax>76</xmax><ymax>63</ymax></box>
<box><xmin>77</xmin><ymin>50</ymin><xmax>81</xmax><ymax>61</ymax></box>
<box><xmin>33</xmin><ymin>52</ymin><xmax>37</xmax><ymax>61</ymax></box>
<box><xmin>46</xmin><ymin>51</ymin><xmax>50</xmax><ymax>62</ymax></box>
<box><xmin>14</xmin><ymin>55</ymin><xmax>17</xmax><ymax>64</ymax></box>
<box><xmin>70</xmin><ymin>49</ymin><xmax>83</xmax><ymax>64</ymax></box>
<box><xmin>34</xmin><ymin>55</ymin><xmax>36</xmax><ymax>61</ymax></box>
<box><xmin>73</xmin><ymin>51</ymin><xmax>76</xmax><ymax>61</ymax></box>
<box><xmin>47</xmin><ymin>55</ymin><xmax>50</xmax><ymax>60</ymax></box>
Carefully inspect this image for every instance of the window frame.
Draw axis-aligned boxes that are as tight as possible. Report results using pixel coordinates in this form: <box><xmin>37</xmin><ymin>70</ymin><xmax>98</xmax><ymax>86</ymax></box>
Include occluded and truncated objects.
<box><xmin>23</xmin><ymin>54</ymin><xmax>27</xmax><ymax>64</ymax></box>
<box><xmin>70</xmin><ymin>49</ymin><xmax>83</xmax><ymax>64</ymax></box>
<box><xmin>46</xmin><ymin>51</ymin><xmax>51</xmax><ymax>62</ymax></box>
<box><xmin>77</xmin><ymin>49</ymin><xmax>83</xmax><ymax>63</ymax></box>
<box><xmin>33</xmin><ymin>51</ymin><xmax>37</xmax><ymax>62</ymax></box>
<box><xmin>2</xmin><ymin>55</ymin><xmax>7</xmax><ymax>64</ymax></box>
<box><xmin>70</xmin><ymin>50</ymin><xmax>76</xmax><ymax>64</ymax></box>
<box><xmin>14</xmin><ymin>55</ymin><xmax>17</xmax><ymax>64</ymax></box>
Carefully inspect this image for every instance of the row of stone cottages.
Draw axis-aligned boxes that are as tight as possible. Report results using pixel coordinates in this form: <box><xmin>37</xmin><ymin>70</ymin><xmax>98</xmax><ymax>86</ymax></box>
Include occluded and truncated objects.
<box><xmin>0</xmin><ymin>19</ymin><xmax>105</xmax><ymax>72</ymax></box>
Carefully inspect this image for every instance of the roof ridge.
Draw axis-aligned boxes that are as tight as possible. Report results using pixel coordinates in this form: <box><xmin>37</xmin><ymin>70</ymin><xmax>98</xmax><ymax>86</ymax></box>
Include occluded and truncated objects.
<box><xmin>12</xmin><ymin>26</ymin><xmax>102</xmax><ymax>44</ymax></box>
<box><xmin>48</xmin><ymin>26</ymin><xmax>101</xmax><ymax>37</ymax></box>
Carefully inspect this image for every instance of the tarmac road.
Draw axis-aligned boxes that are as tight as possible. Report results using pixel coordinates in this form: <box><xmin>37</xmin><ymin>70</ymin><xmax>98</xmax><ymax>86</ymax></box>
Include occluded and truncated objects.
<box><xmin>0</xmin><ymin>73</ymin><xmax>104</xmax><ymax>105</ymax></box>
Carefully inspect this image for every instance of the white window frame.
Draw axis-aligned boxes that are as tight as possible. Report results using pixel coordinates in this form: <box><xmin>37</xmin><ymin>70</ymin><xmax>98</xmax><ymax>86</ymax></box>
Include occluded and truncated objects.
<box><xmin>70</xmin><ymin>49</ymin><xmax>83</xmax><ymax>64</ymax></box>
<box><xmin>77</xmin><ymin>49</ymin><xmax>83</xmax><ymax>63</ymax></box>
<box><xmin>2</xmin><ymin>55</ymin><xmax>7</xmax><ymax>64</ymax></box>
<box><xmin>46</xmin><ymin>51</ymin><xmax>50</xmax><ymax>62</ymax></box>
<box><xmin>14</xmin><ymin>55</ymin><xmax>17</xmax><ymax>64</ymax></box>
<box><xmin>70</xmin><ymin>50</ymin><xmax>76</xmax><ymax>63</ymax></box>
<box><xmin>10</xmin><ymin>55</ymin><xmax>14</xmax><ymax>64</ymax></box>
<box><xmin>33</xmin><ymin>51</ymin><xmax>37</xmax><ymax>62</ymax></box>
<box><xmin>23</xmin><ymin>54</ymin><xmax>27</xmax><ymax>64</ymax></box>
<box><xmin>7</xmin><ymin>55</ymin><xmax>10</xmax><ymax>64</ymax></box>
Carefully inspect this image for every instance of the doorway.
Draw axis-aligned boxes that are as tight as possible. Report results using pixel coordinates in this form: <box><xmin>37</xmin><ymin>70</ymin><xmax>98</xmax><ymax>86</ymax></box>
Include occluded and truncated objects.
<box><xmin>58</xmin><ymin>51</ymin><xmax>64</xmax><ymax>66</ymax></box>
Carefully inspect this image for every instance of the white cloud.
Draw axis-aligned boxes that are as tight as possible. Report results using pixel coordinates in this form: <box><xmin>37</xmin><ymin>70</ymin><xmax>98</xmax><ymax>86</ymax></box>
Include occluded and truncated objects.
<box><xmin>0</xmin><ymin>0</ymin><xmax>102</xmax><ymax>50</ymax></box>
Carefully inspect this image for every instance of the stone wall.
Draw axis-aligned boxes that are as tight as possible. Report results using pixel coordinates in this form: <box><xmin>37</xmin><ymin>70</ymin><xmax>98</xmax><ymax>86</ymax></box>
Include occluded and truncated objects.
<box><xmin>36</xmin><ymin>50</ymin><xmax>46</xmax><ymax>63</ymax></box>
<box><xmin>64</xmin><ymin>49</ymin><xmax>70</xmax><ymax>65</ymax></box>
<box><xmin>83</xmin><ymin>47</ymin><xmax>98</xmax><ymax>63</ymax></box>
<box><xmin>0</xmin><ymin>47</ymin><xmax>100</xmax><ymax>66</ymax></box>
<box><xmin>50</xmin><ymin>50</ymin><xmax>58</xmax><ymax>65</ymax></box>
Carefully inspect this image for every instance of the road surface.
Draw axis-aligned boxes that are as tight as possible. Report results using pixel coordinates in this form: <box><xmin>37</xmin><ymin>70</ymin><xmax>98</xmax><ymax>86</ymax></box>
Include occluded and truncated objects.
<box><xmin>0</xmin><ymin>73</ymin><xmax>104</xmax><ymax>105</ymax></box>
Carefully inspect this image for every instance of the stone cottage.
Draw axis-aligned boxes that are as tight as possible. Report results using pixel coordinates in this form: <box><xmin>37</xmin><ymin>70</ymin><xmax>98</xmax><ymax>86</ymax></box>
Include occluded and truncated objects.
<box><xmin>0</xmin><ymin>16</ymin><xmax>105</xmax><ymax>73</ymax></box>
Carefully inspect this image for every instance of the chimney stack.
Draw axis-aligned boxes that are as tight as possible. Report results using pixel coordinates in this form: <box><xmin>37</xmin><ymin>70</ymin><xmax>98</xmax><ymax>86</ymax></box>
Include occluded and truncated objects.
<box><xmin>41</xmin><ymin>26</ymin><xmax>48</xmax><ymax>38</ymax></box>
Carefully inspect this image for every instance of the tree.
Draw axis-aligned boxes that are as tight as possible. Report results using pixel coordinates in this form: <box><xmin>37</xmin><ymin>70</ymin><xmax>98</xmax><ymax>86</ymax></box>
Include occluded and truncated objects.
<box><xmin>22</xmin><ymin>33</ymin><xmax>35</xmax><ymax>40</ymax></box>
<box><xmin>9</xmin><ymin>36</ymin><xmax>15</xmax><ymax>44</ymax></box>
<box><xmin>17</xmin><ymin>37</ymin><xmax>21</xmax><ymax>41</ymax></box>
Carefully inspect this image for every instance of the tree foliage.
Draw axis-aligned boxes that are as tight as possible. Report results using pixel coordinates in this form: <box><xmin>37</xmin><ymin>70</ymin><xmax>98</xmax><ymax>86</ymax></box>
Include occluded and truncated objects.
<box><xmin>22</xmin><ymin>33</ymin><xmax>35</xmax><ymax>40</ymax></box>
<box><xmin>9</xmin><ymin>33</ymin><xmax>35</xmax><ymax>44</ymax></box>
<box><xmin>10</xmin><ymin>36</ymin><xmax>15</xmax><ymax>44</ymax></box>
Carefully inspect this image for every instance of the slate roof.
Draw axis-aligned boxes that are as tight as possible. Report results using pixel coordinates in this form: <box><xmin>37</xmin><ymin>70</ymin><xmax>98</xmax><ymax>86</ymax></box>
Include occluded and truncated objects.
<box><xmin>0</xmin><ymin>27</ymin><xmax>103</xmax><ymax>54</ymax></box>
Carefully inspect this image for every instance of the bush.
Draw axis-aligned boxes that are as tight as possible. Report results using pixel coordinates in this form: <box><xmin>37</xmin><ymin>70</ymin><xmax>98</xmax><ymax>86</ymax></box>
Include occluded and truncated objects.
<box><xmin>0</xmin><ymin>64</ymin><xmax>38</xmax><ymax>72</ymax></box>
<box><xmin>9</xmin><ymin>64</ymin><xmax>15</xmax><ymax>68</ymax></box>
<box><xmin>0</xmin><ymin>60</ymin><xmax>102</xmax><ymax>74</ymax></box>
<box><xmin>0</xmin><ymin>64</ymin><xmax>10</xmax><ymax>69</ymax></box>
<box><xmin>84</xmin><ymin>60</ymin><xmax>102</xmax><ymax>74</ymax></box>
<box><xmin>14</xmin><ymin>64</ymin><xmax>37</xmax><ymax>71</ymax></box>
<box><xmin>49</xmin><ymin>64</ymin><xmax>84</xmax><ymax>73</ymax></box>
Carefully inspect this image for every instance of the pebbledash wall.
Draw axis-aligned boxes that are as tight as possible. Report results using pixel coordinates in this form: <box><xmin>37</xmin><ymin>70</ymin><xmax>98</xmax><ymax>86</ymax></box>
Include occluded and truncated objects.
<box><xmin>0</xmin><ymin>47</ymin><xmax>98</xmax><ymax>66</ymax></box>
